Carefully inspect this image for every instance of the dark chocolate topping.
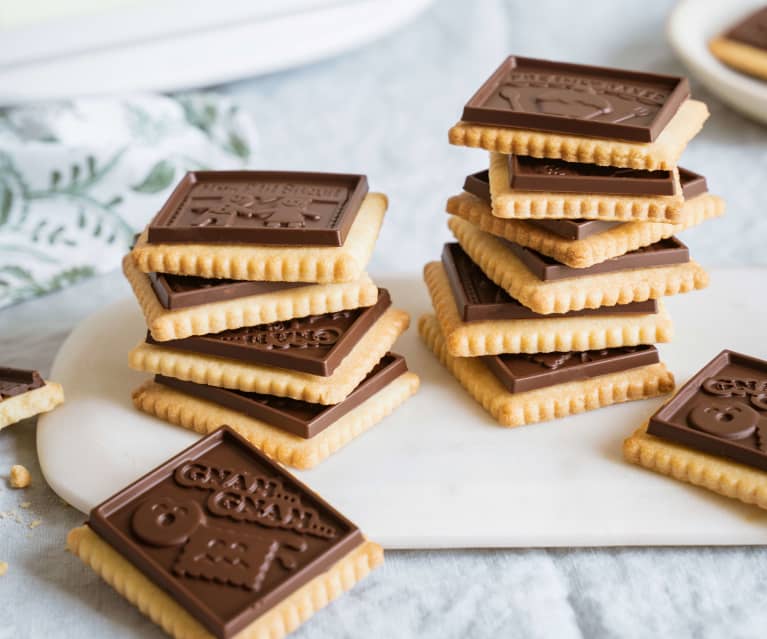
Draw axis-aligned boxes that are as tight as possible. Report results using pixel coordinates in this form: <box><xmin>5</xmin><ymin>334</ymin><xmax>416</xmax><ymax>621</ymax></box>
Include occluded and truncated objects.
<box><xmin>506</xmin><ymin>237</ymin><xmax>690</xmax><ymax>281</ymax></box>
<box><xmin>0</xmin><ymin>367</ymin><xmax>45</xmax><ymax>400</ymax></box>
<box><xmin>148</xmin><ymin>289</ymin><xmax>391</xmax><ymax>377</ymax></box>
<box><xmin>147</xmin><ymin>171</ymin><xmax>368</xmax><ymax>246</ymax></box>
<box><xmin>725</xmin><ymin>7</ymin><xmax>767</xmax><ymax>52</ymax></box>
<box><xmin>483</xmin><ymin>345</ymin><xmax>659</xmax><ymax>393</ymax></box>
<box><xmin>509</xmin><ymin>156</ymin><xmax>676</xmax><ymax>196</ymax></box>
<box><xmin>155</xmin><ymin>353</ymin><xmax>407</xmax><ymax>439</ymax></box>
<box><xmin>679</xmin><ymin>167</ymin><xmax>708</xmax><ymax>200</ymax></box>
<box><xmin>648</xmin><ymin>350</ymin><xmax>767</xmax><ymax>472</ymax></box>
<box><xmin>89</xmin><ymin>427</ymin><xmax>364</xmax><ymax>639</ymax></box>
<box><xmin>149</xmin><ymin>272</ymin><xmax>308</xmax><ymax>310</ymax></box>
<box><xmin>461</xmin><ymin>56</ymin><xmax>690</xmax><ymax>142</ymax></box>
<box><xmin>441</xmin><ymin>243</ymin><xmax>658</xmax><ymax>321</ymax></box>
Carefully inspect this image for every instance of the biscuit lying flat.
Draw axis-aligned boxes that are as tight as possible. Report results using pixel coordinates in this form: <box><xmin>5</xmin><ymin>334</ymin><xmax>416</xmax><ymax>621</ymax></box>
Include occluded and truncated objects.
<box><xmin>131</xmin><ymin>192</ymin><xmax>387</xmax><ymax>283</ymax></box>
<box><xmin>447</xmin><ymin>188</ymin><xmax>723</xmax><ymax>269</ymax></box>
<box><xmin>487</xmin><ymin>153</ymin><xmax>685</xmax><ymax>222</ymax></box>
<box><xmin>419</xmin><ymin>314</ymin><xmax>674</xmax><ymax>427</ymax></box>
<box><xmin>425</xmin><ymin>258</ymin><xmax>673</xmax><ymax>357</ymax></box>
<box><xmin>133</xmin><ymin>354</ymin><xmax>419</xmax><ymax>469</ymax></box>
<box><xmin>123</xmin><ymin>254</ymin><xmax>380</xmax><ymax>341</ymax></box>
<box><xmin>68</xmin><ymin>426</ymin><xmax>383</xmax><ymax>639</ymax></box>
<box><xmin>448</xmin><ymin>216</ymin><xmax>708</xmax><ymax>314</ymax></box>
<box><xmin>0</xmin><ymin>367</ymin><xmax>64</xmax><ymax>431</ymax></box>
<box><xmin>709</xmin><ymin>8</ymin><xmax>767</xmax><ymax>81</ymax></box>
<box><xmin>624</xmin><ymin>349</ymin><xmax>767</xmax><ymax>510</ymax></box>
<box><xmin>129</xmin><ymin>306</ymin><xmax>410</xmax><ymax>405</ymax></box>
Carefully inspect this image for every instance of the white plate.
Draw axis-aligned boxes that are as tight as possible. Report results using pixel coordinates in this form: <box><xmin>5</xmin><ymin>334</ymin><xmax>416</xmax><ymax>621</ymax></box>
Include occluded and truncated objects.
<box><xmin>0</xmin><ymin>0</ymin><xmax>433</xmax><ymax>103</ymax></box>
<box><xmin>668</xmin><ymin>0</ymin><xmax>767</xmax><ymax>125</ymax></box>
<box><xmin>37</xmin><ymin>271</ymin><xmax>767</xmax><ymax>549</ymax></box>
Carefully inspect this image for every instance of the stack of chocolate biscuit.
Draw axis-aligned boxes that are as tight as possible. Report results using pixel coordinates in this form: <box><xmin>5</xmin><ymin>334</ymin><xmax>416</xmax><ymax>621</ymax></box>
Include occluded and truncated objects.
<box><xmin>421</xmin><ymin>56</ymin><xmax>725</xmax><ymax>427</ymax></box>
<box><xmin>124</xmin><ymin>170</ymin><xmax>418</xmax><ymax>468</ymax></box>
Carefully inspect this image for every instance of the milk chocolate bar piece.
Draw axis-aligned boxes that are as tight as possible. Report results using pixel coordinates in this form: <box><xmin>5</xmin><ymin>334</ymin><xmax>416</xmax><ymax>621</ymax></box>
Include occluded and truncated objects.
<box><xmin>679</xmin><ymin>167</ymin><xmax>708</xmax><ymax>200</ymax></box>
<box><xmin>461</xmin><ymin>56</ymin><xmax>690</xmax><ymax>142</ymax></box>
<box><xmin>155</xmin><ymin>353</ymin><xmax>407</xmax><ymax>438</ymax></box>
<box><xmin>0</xmin><ymin>367</ymin><xmax>45</xmax><ymax>400</ymax></box>
<box><xmin>463</xmin><ymin>170</ymin><xmax>491</xmax><ymax>203</ymax></box>
<box><xmin>88</xmin><ymin>426</ymin><xmax>364</xmax><ymax>639</ymax></box>
<box><xmin>648</xmin><ymin>350</ymin><xmax>767</xmax><ymax>472</ymax></box>
<box><xmin>506</xmin><ymin>237</ymin><xmax>690</xmax><ymax>282</ymax></box>
<box><xmin>148</xmin><ymin>289</ymin><xmax>391</xmax><ymax>376</ymax></box>
<box><xmin>149</xmin><ymin>272</ymin><xmax>307</xmax><ymax>310</ymax></box>
<box><xmin>484</xmin><ymin>345</ymin><xmax>659</xmax><ymax>393</ymax></box>
<box><xmin>147</xmin><ymin>171</ymin><xmax>368</xmax><ymax>246</ymax></box>
<box><xmin>725</xmin><ymin>7</ymin><xmax>767</xmax><ymax>52</ymax></box>
<box><xmin>509</xmin><ymin>156</ymin><xmax>676</xmax><ymax>196</ymax></box>
<box><xmin>442</xmin><ymin>243</ymin><xmax>657</xmax><ymax>321</ymax></box>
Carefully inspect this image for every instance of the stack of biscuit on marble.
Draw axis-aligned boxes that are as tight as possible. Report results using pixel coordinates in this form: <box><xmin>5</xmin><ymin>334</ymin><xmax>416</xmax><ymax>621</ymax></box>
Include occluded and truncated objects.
<box><xmin>124</xmin><ymin>170</ymin><xmax>418</xmax><ymax>468</ymax></box>
<box><xmin>421</xmin><ymin>56</ymin><xmax>724</xmax><ymax>427</ymax></box>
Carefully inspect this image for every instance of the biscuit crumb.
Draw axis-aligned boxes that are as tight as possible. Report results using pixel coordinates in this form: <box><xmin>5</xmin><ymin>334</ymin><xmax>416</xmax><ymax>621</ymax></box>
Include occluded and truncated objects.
<box><xmin>0</xmin><ymin>562</ymin><xmax>7</xmax><ymax>576</ymax></box>
<box><xmin>9</xmin><ymin>465</ymin><xmax>31</xmax><ymax>488</ymax></box>
<box><xmin>29</xmin><ymin>519</ymin><xmax>42</xmax><ymax>529</ymax></box>
<box><xmin>20</xmin><ymin>501</ymin><xmax>30</xmax><ymax>509</ymax></box>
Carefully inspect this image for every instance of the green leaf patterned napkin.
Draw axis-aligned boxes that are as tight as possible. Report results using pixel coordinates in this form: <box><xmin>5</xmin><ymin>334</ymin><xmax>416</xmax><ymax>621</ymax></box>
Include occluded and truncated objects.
<box><xmin>0</xmin><ymin>94</ymin><xmax>257</xmax><ymax>309</ymax></box>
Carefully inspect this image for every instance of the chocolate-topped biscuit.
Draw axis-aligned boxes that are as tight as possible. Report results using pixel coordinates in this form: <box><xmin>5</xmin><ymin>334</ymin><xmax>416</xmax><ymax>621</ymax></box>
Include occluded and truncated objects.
<box><xmin>87</xmin><ymin>426</ymin><xmax>367</xmax><ymax>639</ymax></box>
<box><xmin>148</xmin><ymin>289</ymin><xmax>391</xmax><ymax>376</ymax></box>
<box><xmin>506</xmin><ymin>237</ymin><xmax>690</xmax><ymax>281</ymax></box>
<box><xmin>148</xmin><ymin>272</ymin><xmax>308</xmax><ymax>310</ymax></box>
<box><xmin>0</xmin><ymin>367</ymin><xmax>45</xmax><ymax>400</ymax></box>
<box><xmin>155</xmin><ymin>353</ymin><xmax>408</xmax><ymax>439</ymax></box>
<box><xmin>648</xmin><ymin>350</ymin><xmax>767</xmax><ymax>472</ymax></box>
<box><xmin>461</xmin><ymin>56</ymin><xmax>690</xmax><ymax>142</ymax></box>
<box><xmin>508</xmin><ymin>156</ymin><xmax>676</xmax><ymax>196</ymax></box>
<box><xmin>724</xmin><ymin>7</ymin><xmax>767</xmax><ymax>52</ymax></box>
<box><xmin>483</xmin><ymin>345</ymin><xmax>659</xmax><ymax>393</ymax></box>
<box><xmin>442</xmin><ymin>243</ymin><xmax>657</xmax><ymax>321</ymax></box>
<box><xmin>147</xmin><ymin>171</ymin><xmax>368</xmax><ymax>246</ymax></box>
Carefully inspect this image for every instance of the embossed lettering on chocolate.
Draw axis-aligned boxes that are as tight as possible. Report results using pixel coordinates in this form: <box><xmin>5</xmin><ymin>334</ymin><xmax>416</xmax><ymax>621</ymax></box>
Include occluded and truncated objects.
<box><xmin>147</xmin><ymin>171</ymin><xmax>368</xmax><ymax>246</ymax></box>
<box><xmin>648</xmin><ymin>350</ymin><xmax>767</xmax><ymax>472</ymax></box>
<box><xmin>88</xmin><ymin>427</ymin><xmax>364</xmax><ymax>639</ymax></box>
<box><xmin>461</xmin><ymin>56</ymin><xmax>690</xmax><ymax>142</ymax></box>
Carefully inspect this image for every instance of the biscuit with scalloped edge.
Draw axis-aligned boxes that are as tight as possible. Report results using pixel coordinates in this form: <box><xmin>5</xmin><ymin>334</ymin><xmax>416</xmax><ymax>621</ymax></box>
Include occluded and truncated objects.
<box><xmin>710</xmin><ymin>37</ymin><xmax>767</xmax><ymax>81</ymax></box>
<box><xmin>418</xmin><ymin>314</ymin><xmax>674</xmax><ymax>427</ymax></box>
<box><xmin>67</xmin><ymin>525</ymin><xmax>383</xmax><ymax>639</ymax></box>
<box><xmin>487</xmin><ymin>152</ymin><xmax>685</xmax><ymax>221</ymax></box>
<box><xmin>624</xmin><ymin>422</ymin><xmax>767</xmax><ymax>509</ymax></box>
<box><xmin>424</xmin><ymin>261</ymin><xmax>673</xmax><ymax>357</ymax></box>
<box><xmin>448</xmin><ymin>216</ymin><xmax>708</xmax><ymax>315</ymax></box>
<box><xmin>131</xmin><ymin>193</ymin><xmax>387</xmax><ymax>283</ymax></box>
<box><xmin>133</xmin><ymin>371</ymin><xmax>419</xmax><ymax>470</ymax></box>
<box><xmin>446</xmin><ymin>190</ymin><xmax>724</xmax><ymax>269</ymax></box>
<box><xmin>128</xmin><ymin>307</ymin><xmax>409</xmax><ymax>405</ymax></box>
<box><xmin>123</xmin><ymin>254</ymin><xmax>380</xmax><ymax>342</ymax></box>
<box><xmin>0</xmin><ymin>382</ymin><xmax>64</xmax><ymax>430</ymax></box>
<box><xmin>448</xmin><ymin>99</ymin><xmax>708</xmax><ymax>171</ymax></box>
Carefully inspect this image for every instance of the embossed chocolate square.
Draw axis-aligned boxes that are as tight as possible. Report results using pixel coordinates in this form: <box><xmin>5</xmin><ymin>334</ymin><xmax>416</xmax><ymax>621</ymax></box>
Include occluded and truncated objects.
<box><xmin>88</xmin><ymin>427</ymin><xmax>367</xmax><ymax>639</ymax></box>
<box><xmin>461</xmin><ymin>56</ymin><xmax>690</xmax><ymax>142</ymax></box>
<box><xmin>648</xmin><ymin>350</ymin><xmax>767</xmax><ymax>472</ymax></box>
<box><xmin>147</xmin><ymin>171</ymin><xmax>368</xmax><ymax>246</ymax></box>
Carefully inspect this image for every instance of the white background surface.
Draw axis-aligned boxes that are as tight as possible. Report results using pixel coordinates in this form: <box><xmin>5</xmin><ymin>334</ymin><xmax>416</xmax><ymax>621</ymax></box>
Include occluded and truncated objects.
<box><xmin>37</xmin><ymin>273</ymin><xmax>767</xmax><ymax>548</ymax></box>
<box><xmin>3</xmin><ymin>1</ymin><xmax>767</xmax><ymax>638</ymax></box>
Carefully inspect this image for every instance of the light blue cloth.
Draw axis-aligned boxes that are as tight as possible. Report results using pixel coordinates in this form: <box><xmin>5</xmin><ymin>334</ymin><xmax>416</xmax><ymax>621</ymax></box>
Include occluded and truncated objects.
<box><xmin>0</xmin><ymin>94</ymin><xmax>257</xmax><ymax>309</ymax></box>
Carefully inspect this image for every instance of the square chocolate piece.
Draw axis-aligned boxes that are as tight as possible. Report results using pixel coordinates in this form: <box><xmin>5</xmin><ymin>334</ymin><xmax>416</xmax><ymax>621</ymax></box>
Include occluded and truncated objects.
<box><xmin>648</xmin><ymin>350</ymin><xmax>767</xmax><ymax>472</ymax></box>
<box><xmin>0</xmin><ymin>367</ymin><xmax>45</xmax><ymax>400</ymax></box>
<box><xmin>155</xmin><ymin>353</ymin><xmax>408</xmax><ymax>438</ymax></box>
<box><xmin>506</xmin><ymin>237</ymin><xmax>690</xmax><ymax>282</ymax></box>
<box><xmin>148</xmin><ymin>289</ymin><xmax>391</xmax><ymax>376</ymax></box>
<box><xmin>508</xmin><ymin>156</ymin><xmax>676</xmax><ymax>196</ymax></box>
<box><xmin>679</xmin><ymin>167</ymin><xmax>708</xmax><ymax>200</ymax></box>
<box><xmin>461</xmin><ymin>56</ymin><xmax>690</xmax><ymax>142</ymax></box>
<box><xmin>442</xmin><ymin>243</ymin><xmax>657</xmax><ymax>321</ymax></box>
<box><xmin>89</xmin><ymin>426</ymin><xmax>364</xmax><ymax>639</ymax></box>
<box><xmin>483</xmin><ymin>345</ymin><xmax>659</xmax><ymax>393</ymax></box>
<box><xmin>725</xmin><ymin>7</ymin><xmax>767</xmax><ymax>52</ymax></box>
<box><xmin>147</xmin><ymin>171</ymin><xmax>368</xmax><ymax>246</ymax></box>
<box><xmin>148</xmin><ymin>272</ymin><xmax>308</xmax><ymax>310</ymax></box>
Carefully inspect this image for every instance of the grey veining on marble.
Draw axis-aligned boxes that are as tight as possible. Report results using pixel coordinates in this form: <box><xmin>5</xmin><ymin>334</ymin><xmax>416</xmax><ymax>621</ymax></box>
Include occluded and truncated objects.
<box><xmin>2</xmin><ymin>1</ymin><xmax>767</xmax><ymax>637</ymax></box>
